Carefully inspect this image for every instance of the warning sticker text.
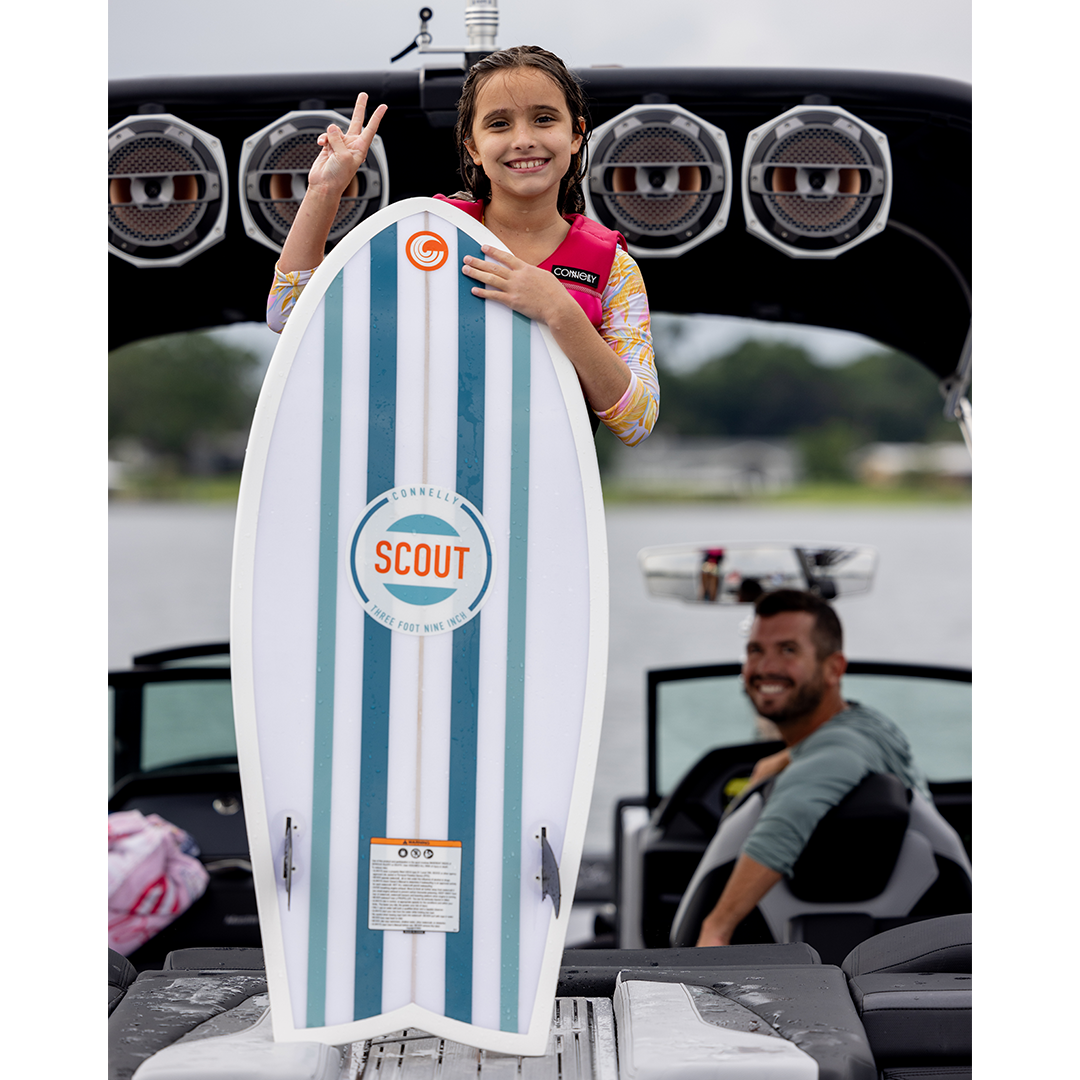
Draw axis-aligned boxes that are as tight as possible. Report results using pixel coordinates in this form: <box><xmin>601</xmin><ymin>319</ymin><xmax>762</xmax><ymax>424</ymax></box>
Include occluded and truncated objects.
<box><xmin>368</xmin><ymin>838</ymin><xmax>462</xmax><ymax>933</ymax></box>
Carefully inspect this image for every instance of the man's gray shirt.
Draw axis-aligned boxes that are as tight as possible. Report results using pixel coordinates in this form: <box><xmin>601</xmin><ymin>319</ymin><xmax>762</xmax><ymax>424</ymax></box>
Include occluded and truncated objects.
<box><xmin>741</xmin><ymin>701</ymin><xmax>930</xmax><ymax>877</ymax></box>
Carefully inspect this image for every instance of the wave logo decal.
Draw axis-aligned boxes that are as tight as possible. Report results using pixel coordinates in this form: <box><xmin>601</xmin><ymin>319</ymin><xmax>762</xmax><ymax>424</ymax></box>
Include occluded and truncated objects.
<box><xmin>405</xmin><ymin>230</ymin><xmax>449</xmax><ymax>271</ymax></box>
<box><xmin>349</xmin><ymin>486</ymin><xmax>494</xmax><ymax>635</ymax></box>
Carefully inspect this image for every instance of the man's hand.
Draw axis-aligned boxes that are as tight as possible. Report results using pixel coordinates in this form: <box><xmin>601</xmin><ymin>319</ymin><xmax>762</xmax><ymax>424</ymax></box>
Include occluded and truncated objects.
<box><xmin>694</xmin><ymin>853</ymin><xmax>782</xmax><ymax>947</ymax></box>
<box><xmin>696</xmin><ymin>913</ymin><xmax>733</xmax><ymax>948</ymax></box>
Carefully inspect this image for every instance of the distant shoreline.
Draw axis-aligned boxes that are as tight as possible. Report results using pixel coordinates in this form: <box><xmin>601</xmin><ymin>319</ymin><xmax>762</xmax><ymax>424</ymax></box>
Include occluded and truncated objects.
<box><xmin>109</xmin><ymin>473</ymin><xmax>972</xmax><ymax>507</ymax></box>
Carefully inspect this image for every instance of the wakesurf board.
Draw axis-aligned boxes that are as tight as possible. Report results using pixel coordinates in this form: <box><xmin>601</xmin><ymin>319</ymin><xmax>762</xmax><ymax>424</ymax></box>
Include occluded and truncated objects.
<box><xmin>231</xmin><ymin>197</ymin><xmax>608</xmax><ymax>1055</ymax></box>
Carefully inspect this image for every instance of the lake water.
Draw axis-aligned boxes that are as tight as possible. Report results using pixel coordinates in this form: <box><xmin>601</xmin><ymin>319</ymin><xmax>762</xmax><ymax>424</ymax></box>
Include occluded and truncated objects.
<box><xmin>109</xmin><ymin>499</ymin><xmax>971</xmax><ymax>854</ymax></box>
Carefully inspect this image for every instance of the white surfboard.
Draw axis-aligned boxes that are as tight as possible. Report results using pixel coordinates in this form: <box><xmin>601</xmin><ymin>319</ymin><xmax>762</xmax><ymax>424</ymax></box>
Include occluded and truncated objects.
<box><xmin>231</xmin><ymin>197</ymin><xmax>608</xmax><ymax>1055</ymax></box>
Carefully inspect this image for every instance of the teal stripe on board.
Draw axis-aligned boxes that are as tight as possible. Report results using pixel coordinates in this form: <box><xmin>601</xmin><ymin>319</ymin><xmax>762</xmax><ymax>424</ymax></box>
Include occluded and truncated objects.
<box><xmin>455</xmin><ymin>234</ymin><xmax>485</xmax><ymax>508</ymax></box>
<box><xmin>354</xmin><ymin>616</ymin><xmax>391</xmax><ymax>1018</ymax></box>
<box><xmin>306</xmin><ymin>272</ymin><xmax>345</xmax><ymax>1027</ymax></box>
<box><xmin>447</xmin><ymin>621</ymin><xmax>479</xmax><ymax>1020</ymax></box>
<box><xmin>367</xmin><ymin>226</ymin><xmax>398</xmax><ymax>488</ymax></box>
<box><xmin>501</xmin><ymin>312</ymin><xmax>532</xmax><ymax>1031</ymax></box>
<box><xmin>354</xmin><ymin>225</ymin><xmax>398</xmax><ymax>1020</ymax></box>
<box><xmin>445</xmin><ymin>233</ymin><xmax>485</xmax><ymax>1022</ymax></box>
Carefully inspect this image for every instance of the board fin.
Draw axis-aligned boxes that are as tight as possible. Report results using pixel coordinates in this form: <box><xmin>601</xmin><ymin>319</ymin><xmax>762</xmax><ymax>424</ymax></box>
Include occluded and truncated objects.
<box><xmin>540</xmin><ymin>827</ymin><xmax>561</xmax><ymax>918</ymax></box>
<box><xmin>284</xmin><ymin>817</ymin><xmax>294</xmax><ymax>910</ymax></box>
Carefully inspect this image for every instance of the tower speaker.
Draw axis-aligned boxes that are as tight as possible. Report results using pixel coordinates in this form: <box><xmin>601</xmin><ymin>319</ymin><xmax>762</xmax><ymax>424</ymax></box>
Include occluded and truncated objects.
<box><xmin>584</xmin><ymin>104</ymin><xmax>731</xmax><ymax>258</ymax></box>
<box><xmin>238</xmin><ymin>111</ymin><xmax>388</xmax><ymax>253</ymax></box>
<box><xmin>108</xmin><ymin>114</ymin><xmax>228</xmax><ymax>268</ymax></box>
<box><xmin>741</xmin><ymin>105</ymin><xmax>892</xmax><ymax>258</ymax></box>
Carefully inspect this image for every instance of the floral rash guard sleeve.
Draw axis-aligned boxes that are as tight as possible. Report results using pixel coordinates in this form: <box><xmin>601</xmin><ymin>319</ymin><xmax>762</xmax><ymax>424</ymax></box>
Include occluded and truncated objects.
<box><xmin>265</xmin><ymin>248</ymin><xmax>659</xmax><ymax>446</ymax></box>
<box><xmin>593</xmin><ymin>248</ymin><xmax>658</xmax><ymax>446</ymax></box>
<box><xmin>266</xmin><ymin>264</ymin><xmax>314</xmax><ymax>335</ymax></box>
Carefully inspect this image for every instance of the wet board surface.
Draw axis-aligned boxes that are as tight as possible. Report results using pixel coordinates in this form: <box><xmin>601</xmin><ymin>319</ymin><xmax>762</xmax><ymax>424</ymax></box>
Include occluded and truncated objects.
<box><xmin>231</xmin><ymin>197</ymin><xmax>608</xmax><ymax>1055</ymax></box>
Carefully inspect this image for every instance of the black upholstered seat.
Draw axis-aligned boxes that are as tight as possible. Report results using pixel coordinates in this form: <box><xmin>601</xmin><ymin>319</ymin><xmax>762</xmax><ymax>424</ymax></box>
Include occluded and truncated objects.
<box><xmin>108</xmin><ymin>949</ymin><xmax>137</xmax><ymax>1016</ymax></box>
<box><xmin>842</xmin><ymin>914</ymin><xmax>972</xmax><ymax>1069</ymax></box>
<box><xmin>880</xmin><ymin>1070</ymin><xmax>971</xmax><ymax>1079</ymax></box>
<box><xmin>842</xmin><ymin>912</ymin><xmax>971</xmax><ymax>977</ymax></box>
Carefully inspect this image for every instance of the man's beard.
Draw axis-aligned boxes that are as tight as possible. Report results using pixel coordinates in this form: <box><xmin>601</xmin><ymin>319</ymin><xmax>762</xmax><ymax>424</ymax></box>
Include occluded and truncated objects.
<box><xmin>744</xmin><ymin>668</ymin><xmax>826</xmax><ymax>725</ymax></box>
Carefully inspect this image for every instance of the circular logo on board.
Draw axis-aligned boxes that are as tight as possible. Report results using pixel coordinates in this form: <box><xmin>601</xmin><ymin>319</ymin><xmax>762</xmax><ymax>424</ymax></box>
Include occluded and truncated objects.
<box><xmin>349</xmin><ymin>486</ymin><xmax>494</xmax><ymax>636</ymax></box>
<box><xmin>405</xmin><ymin>231</ymin><xmax>449</xmax><ymax>271</ymax></box>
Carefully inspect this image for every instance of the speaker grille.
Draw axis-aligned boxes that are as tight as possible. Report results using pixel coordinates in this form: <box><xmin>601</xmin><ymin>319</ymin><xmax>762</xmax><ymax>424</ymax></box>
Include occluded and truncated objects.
<box><xmin>108</xmin><ymin>136</ymin><xmax>206</xmax><ymax>244</ymax></box>
<box><xmin>108</xmin><ymin>114</ymin><xmax>227</xmax><ymax>267</ymax></box>
<box><xmin>742</xmin><ymin>106</ymin><xmax>892</xmax><ymax>258</ymax></box>
<box><xmin>605</xmin><ymin>127</ymin><xmax>710</xmax><ymax>234</ymax></box>
<box><xmin>764</xmin><ymin>127</ymin><xmax>868</xmax><ymax>235</ymax></box>
<box><xmin>585</xmin><ymin>105</ymin><xmax>732</xmax><ymax>257</ymax></box>
<box><xmin>770</xmin><ymin>127</ymin><xmax>863</xmax><ymax>166</ymax></box>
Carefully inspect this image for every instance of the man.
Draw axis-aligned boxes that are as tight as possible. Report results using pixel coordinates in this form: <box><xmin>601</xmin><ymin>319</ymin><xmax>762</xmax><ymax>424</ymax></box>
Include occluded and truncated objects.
<box><xmin>695</xmin><ymin>588</ymin><xmax>929</xmax><ymax>947</ymax></box>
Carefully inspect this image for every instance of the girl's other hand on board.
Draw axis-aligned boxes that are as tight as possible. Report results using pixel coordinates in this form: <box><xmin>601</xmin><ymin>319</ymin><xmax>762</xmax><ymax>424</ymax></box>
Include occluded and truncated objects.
<box><xmin>309</xmin><ymin>92</ymin><xmax>388</xmax><ymax>197</ymax></box>
<box><xmin>461</xmin><ymin>245</ymin><xmax>574</xmax><ymax>325</ymax></box>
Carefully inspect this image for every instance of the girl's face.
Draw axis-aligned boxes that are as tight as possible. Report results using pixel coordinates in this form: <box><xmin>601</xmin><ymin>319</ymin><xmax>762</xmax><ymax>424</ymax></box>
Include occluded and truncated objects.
<box><xmin>465</xmin><ymin>67</ymin><xmax>583</xmax><ymax>206</ymax></box>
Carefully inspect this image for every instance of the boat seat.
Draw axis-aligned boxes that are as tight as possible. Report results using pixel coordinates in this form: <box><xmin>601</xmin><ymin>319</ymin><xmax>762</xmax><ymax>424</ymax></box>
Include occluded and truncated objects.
<box><xmin>162</xmin><ymin>947</ymin><xmax>266</xmax><ymax>970</ymax></box>
<box><xmin>669</xmin><ymin>773</ymin><xmax>972</xmax><ymax>962</ymax></box>
<box><xmin>636</xmin><ymin>740</ymin><xmax>785</xmax><ymax>946</ymax></box>
<box><xmin>842</xmin><ymin>912</ymin><xmax>971</xmax><ymax>976</ymax></box>
<box><xmin>558</xmin><ymin>941</ymin><xmax>820</xmax><ymax>996</ymax></box>
<box><xmin>842</xmin><ymin>915</ymin><xmax>972</xmax><ymax>1069</ymax></box>
<box><xmin>848</xmin><ymin>973</ymin><xmax>971</xmax><ymax>1067</ymax></box>
<box><xmin>108</xmin><ymin>965</ymin><xmax>268</xmax><ymax>1080</ymax></box>
<box><xmin>879</xmin><ymin>1070</ymin><xmax>971</xmax><ymax>1079</ymax></box>
<box><xmin>109</xmin><ymin>949</ymin><xmax>137</xmax><ymax>1015</ymax></box>
<box><xmin>610</xmin><ymin>964</ymin><xmax>876</xmax><ymax>1080</ymax></box>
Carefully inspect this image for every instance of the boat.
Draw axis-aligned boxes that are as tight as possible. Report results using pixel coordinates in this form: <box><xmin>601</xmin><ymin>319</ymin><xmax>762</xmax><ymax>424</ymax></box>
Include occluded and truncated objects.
<box><xmin>108</xmin><ymin>7</ymin><xmax>971</xmax><ymax>1076</ymax></box>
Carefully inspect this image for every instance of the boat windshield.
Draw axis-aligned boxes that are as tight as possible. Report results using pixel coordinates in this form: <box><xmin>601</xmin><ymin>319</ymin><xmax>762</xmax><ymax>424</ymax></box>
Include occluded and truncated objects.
<box><xmin>139</xmin><ymin>680</ymin><xmax>236</xmax><ymax>771</ymax></box>
<box><xmin>650</xmin><ymin>661</ymin><xmax>970</xmax><ymax>800</ymax></box>
<box><xmin>109</xmin><ymin>667</ymin><xmax>236</xmax><ymax>788</ymax></box>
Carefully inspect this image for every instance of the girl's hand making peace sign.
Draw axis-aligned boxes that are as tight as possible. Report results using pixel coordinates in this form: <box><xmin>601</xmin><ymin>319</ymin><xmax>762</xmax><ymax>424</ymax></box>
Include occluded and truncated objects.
<box><xmin>308</xmin><ymin>92</ymin><xmax>388</xmax><ymax>197</ymax></box>
<box><xmin>278</xmin><ymin>92</ymin><xmax>387</xmax><ymax>272</ymax></box>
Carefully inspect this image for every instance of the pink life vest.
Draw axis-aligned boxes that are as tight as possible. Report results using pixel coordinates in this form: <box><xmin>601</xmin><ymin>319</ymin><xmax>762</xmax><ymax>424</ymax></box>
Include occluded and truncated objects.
<box><xmin>434</xmin><ymin>195</ymin><xmax>627</xmax><ymax>328</ymax></box>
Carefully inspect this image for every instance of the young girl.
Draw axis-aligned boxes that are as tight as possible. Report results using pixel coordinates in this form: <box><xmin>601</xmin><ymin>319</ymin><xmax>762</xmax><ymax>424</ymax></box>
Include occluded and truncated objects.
<box><xmin>267</xmin><ymin>46</ymin><xmax>658</xmax><ymax>447</ymax></box>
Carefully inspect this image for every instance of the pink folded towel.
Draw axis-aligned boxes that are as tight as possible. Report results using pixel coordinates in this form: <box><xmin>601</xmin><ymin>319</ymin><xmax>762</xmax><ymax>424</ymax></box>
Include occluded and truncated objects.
<box><xmin>108</xmin><ymin>810</ymin><xmax>210</xmax><ymax>956</ymax></box>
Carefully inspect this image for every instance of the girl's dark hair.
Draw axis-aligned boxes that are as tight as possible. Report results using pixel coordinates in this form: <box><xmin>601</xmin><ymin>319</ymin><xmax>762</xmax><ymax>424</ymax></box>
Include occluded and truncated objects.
<box><xmin>454</xmin><ymin>45</ymin><xmax>590</xmax><ymax>216</ymax></box>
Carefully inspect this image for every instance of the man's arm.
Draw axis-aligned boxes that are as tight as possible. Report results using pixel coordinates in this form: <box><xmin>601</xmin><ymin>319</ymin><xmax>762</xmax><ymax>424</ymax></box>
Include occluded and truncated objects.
<box><xmin>748</xmin><ymin>748</ymin><xmax>790</xmax><ymax>786</ymax></box>
<box><xmin>695</xmin><ymin>853</ymin><xmax>782</xmax><ymax>947</ymax></box>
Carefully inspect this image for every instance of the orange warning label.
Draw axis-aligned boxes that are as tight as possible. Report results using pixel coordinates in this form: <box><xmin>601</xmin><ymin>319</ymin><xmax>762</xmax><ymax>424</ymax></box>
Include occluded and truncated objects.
<box><xmin>369</xmin><ymin>838</ymin><xmax>463</xmax><ymax>932</ymax></box>
<box><xmin>370</xmin><ymin>837</ymin><xmax>462</xmax><ymax>847</ymax></box>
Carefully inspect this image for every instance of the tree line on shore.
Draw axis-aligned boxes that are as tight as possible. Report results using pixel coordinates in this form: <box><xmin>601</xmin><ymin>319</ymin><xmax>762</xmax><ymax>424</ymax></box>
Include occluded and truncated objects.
<box><xmin>109</xmin><ymin>329</ymin><xmax>964</xmax><ymax>483</ymax></box>
<box><xmin>604</xmin><ymin>336</ymin><xmax>963</xmax><ymax>480</ymax></box>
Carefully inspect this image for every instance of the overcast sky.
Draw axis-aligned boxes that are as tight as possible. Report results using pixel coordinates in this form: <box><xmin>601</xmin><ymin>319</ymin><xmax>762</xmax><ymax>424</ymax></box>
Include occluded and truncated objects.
<box><xmin>109</xmin><ymin>0</ymin><xmax>970</xmax><ymax>83</ymax></box>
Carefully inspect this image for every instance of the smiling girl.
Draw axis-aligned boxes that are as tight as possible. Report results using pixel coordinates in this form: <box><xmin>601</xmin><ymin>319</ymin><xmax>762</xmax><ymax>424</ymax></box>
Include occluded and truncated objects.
<box><xmin>267</xmin><ymin>46</ymin><xmax>658</xmax><ymax>446</ymax></box>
